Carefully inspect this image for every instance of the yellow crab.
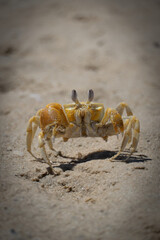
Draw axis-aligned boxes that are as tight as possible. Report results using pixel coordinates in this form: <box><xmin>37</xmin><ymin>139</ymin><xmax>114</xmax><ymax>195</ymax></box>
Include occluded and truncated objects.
<box><xmin>26</xmin><ymin>89</ymin><xmax>140</xmax><ymax>173</ymax></box>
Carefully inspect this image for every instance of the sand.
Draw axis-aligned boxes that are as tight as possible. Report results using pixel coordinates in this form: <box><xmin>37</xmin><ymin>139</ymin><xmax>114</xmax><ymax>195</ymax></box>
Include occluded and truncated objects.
<box><xmin>0</xmin><ymin>0</ymin><xmax>160</xmax><ymax>239</ymax></box>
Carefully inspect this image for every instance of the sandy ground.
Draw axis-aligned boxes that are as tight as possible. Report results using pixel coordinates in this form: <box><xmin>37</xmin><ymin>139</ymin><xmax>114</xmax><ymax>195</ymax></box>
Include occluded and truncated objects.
<box><xmin>0</xmin><ymin>0</ymin><xmax>160</xmax><ymax>239</ymax></box>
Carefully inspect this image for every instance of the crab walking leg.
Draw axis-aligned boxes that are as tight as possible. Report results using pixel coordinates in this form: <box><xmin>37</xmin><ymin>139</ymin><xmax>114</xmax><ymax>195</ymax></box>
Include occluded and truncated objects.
<box><xmin>46</xmin><ymin>137</ymin><xmax>59</xmax><ymax>155</ymax></box>
<box><xmin>110</xmin><ymin>116</ymin><xmax>140</xmax><ymax>161</ymax></box>
<box><xmin>109</xmin><ymin>118</ymin><xmax>132</xmax><ymax>161</ymax></box>
<box><xmin>116</xmin><ymin>102</ymin><xmax>133</xmax><ymax>116</ymax></box>
<box><xmin>46</xmin><ymin>138</ymin><xmax>55</xmax><ymax>151</ymax></box>
<box><xmin>38</xmin><ymin>132</ymin><xmax>54</xmax><ymax>173</ymax></box>
<box><xmin>124</xmin><ymin>119</ymin><xmax>132</xmax><ymax>144</ymax></box>
<box><xmin>26</xmin><ymin>116</ymin><xmax>39</xmax><ymax>158</ymax></box>
<box><xmin>126</xmin><ymin>117</ymin><xmax>140</xmax><ymax>160</ymax></box>
<box><xmin>99</xmin><ymin>108</ymin><xmax>124</xmax><ymax>133</ymax></box>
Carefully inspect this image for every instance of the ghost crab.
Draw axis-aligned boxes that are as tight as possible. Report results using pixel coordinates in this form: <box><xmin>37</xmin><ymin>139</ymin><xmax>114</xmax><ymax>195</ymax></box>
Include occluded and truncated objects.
<box><xmin>26</xmin><ymin>89</ymin><xmax>140</xmax><ymax>174</ymax></box>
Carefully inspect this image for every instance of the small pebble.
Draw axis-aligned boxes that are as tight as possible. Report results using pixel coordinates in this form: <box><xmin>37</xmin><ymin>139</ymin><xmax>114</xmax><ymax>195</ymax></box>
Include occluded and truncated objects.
<box><xmin>64</xmin><ymin>172</ymin><xmax>70</xmax><ymax>177</ymax></box>
<box><xmin>13</xmin><ymin>150</ymin><xmax>24</xmax><ymax>157</ymax></box>
<box><xmin>31</xmin><ymin>178</ymin><xmax>39</xmax><ymax>182</ymax></box>
<box><xmin>133</xmin><ymin>166</ymin><xmax>147</xmax><ymax>170</ymax></box>
<box><xmin>78</xmin><ymin>152</ymin><xmax>83</xmax><ymax>159</ymax></box>
<box><xmin>85</xmin><ymin>198</ymin><xmax>96</xmax><ymax>203</ymax></box>
<box><xmin>7</xmin><ymin>147</ymin><xmax>12</xmax><ymax>151</ymax></box>
<box><xmin>111</xmin><ymin>181</ymin><xmax>117</xmax><ymax>186</ymax></box>
<box><xmin>54</xmin><ymin>168</ymin><xmax>63</xmax><ymax>175</ymax></box>
<box><xmin>10</xmin><ymin>229</ymin><xmax>16</xmax><ymax>234</ymax></box>
<box><xmin>36</xmin><ymin>168</ymin><xmax>41</xmax><ymax>172</ymax></box>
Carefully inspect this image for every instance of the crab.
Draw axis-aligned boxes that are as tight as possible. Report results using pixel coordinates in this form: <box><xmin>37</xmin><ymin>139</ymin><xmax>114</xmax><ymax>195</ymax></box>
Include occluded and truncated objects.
<box><xmin>26</xmin><ymin>89</ymin><xmax>140</xmax><ymax>174</ymax></box>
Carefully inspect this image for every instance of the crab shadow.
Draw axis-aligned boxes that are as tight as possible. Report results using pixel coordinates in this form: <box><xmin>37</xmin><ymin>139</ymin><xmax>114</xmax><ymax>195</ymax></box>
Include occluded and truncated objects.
<box><xmin>56</xmin><ymin>150</ymin><xmax>151</xmax><ymax>172</ymax></box>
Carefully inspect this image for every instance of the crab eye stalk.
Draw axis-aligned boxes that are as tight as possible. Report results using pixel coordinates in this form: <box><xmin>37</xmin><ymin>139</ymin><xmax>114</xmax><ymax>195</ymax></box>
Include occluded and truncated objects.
<box><xmin>71</xmin><ymin>89</ymin><xmax>78</xmax><ymax>102</ymax></box>
<box><xmin>71</xmin><ymin>89</ymin><xmax>81</xmax><ymax>105</ymax></box>
<box><xmin>87</xmin><ymin>89</ymin><xmax>94</xmax><ymax>103</ymax></box>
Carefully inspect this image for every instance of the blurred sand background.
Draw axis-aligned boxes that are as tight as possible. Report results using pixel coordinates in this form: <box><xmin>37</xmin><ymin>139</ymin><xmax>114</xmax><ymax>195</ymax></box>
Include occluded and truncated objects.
<box><xmin>0</xmin><ymin>0</ymin><xmax>160</xmax><ymax>239</ymax></box>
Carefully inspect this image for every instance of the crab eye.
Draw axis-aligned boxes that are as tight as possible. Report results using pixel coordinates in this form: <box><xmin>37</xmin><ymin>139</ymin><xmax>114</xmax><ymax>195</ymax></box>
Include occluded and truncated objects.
<box><xmin>71</xmin><ymin>89</ymin><xmax>78</xmax><ymax>102</ymax></box>
<box><xmin>88</xmin><ymin>89</ymin><xmax>94</xmax><ymax>102</ymax></box>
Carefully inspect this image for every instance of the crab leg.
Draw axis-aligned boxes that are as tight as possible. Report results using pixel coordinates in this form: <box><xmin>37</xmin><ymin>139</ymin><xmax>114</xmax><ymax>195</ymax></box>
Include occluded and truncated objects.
<box><xmin>116</xmin><ymin>102</ymin><xmax>133</xmax><ymax>116</ymax></box>
<box><xmin>98</xmin><ymin>108</ymin><xmax>124</xmax><ymax>133</ymax></box>
<box><xmin>26</xmin><ymin>115</ymin><xmax>39</xmax><ymax>158</ymax></box>
<box><xmin>128</xmin><ymin>116</ymin><xmax>140</xmax><ymax>157</ymax></box>
<box><xmin>110</xmin><ymin>116</ymin><xmax>140</xmax><ymax>161</ymax></box>
<box><xmin>38</xmin><ymin>132</ymin><xmax>54</xmax><ymax>173</ymax></box>
<box><xmin>109</xmin><ymin>120</ymin><xmax>132</xmax><ymax>161</ymax></box>
<box><xmin>46</xmin><ymin>135</ymin><xmax>63</xmax><ymax>157</ymax></box>
<box><xmin>46</xmin><ymin>138</ymin><xmax>55</xmax><ymax>151</ymax></box>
